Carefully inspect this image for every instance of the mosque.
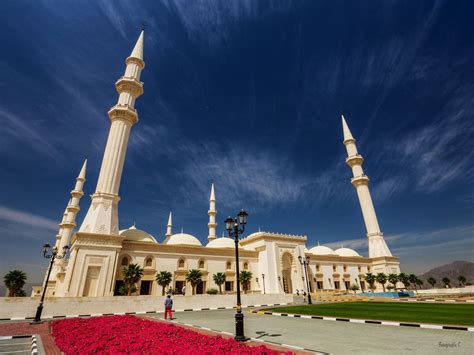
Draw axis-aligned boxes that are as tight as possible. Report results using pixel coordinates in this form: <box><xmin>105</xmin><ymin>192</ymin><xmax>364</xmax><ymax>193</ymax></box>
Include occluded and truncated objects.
<box><xmin>40</xmin><ymin>30</ymin><xmax>400</xmax><ymax>298</ymax></box>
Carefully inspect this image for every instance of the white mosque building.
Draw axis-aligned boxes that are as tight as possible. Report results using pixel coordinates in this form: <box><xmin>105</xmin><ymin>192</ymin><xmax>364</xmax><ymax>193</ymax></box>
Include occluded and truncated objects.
<box><xmin>40</xmin><ymin>30</ymin><xmax>400</xmax><ymax>298</ymax></box>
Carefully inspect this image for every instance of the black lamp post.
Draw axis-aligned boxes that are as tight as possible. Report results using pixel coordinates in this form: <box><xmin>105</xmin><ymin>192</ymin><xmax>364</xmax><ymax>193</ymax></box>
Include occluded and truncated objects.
<box><xmin>298</xmin><ymin>255</ymin><xmax>312</xmax><ymax>305</ymax></box>
<box><xmin>33</xmin><ymin>244</ymin><xmax>69</xmax><ymax>323</ymax></box>
<box><xmin>225</xmin><ymin>209</ymin><xmax>248</xmax><ymax>342</ymax></box>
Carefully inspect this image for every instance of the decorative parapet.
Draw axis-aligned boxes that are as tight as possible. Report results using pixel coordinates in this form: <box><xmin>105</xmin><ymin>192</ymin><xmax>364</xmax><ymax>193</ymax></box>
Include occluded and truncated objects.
<box><xmin>240</xmin><ymin>231</ymin><xmax>307</xmax><ymax>245</ymax></box>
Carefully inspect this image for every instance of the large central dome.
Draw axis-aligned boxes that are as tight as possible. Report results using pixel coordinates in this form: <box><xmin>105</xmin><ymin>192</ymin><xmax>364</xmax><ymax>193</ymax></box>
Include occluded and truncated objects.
<box><xmin>166</xmin><ymin>233</ymin><xmax>202</xmax><ymax>246</ymax></box>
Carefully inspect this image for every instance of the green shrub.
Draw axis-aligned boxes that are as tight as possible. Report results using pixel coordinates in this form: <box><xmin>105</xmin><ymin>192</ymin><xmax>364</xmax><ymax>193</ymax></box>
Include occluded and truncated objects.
<box><xmin>206</xmin><ymin>288</ymin><xmax>218</xmax><ymax>295</ymax></box>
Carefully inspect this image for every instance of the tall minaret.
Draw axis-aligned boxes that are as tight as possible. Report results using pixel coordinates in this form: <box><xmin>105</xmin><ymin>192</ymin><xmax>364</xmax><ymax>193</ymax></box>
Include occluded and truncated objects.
<box><xmin>164</xmin><ymin>211</ymin><xmax>172</xmax><ymax>243</ymax></box>
<box><xmin>79</xmin><ymin>31</ymin><xmax>145</xmax><ymax>235</ymax></box>
<box><xmin>57</xmin><ymin>159</ymin><xmax>87</xmax><ymax>253</ymax></box>
<box><xmin>342</xmin><ymin>115</ymin><xmax>392</xmax><ymax>258</ymax></box>
<box><xmin>207</xmin><ymin>183</ymin><xmax>217</xmax><ymax>241</ymax></box>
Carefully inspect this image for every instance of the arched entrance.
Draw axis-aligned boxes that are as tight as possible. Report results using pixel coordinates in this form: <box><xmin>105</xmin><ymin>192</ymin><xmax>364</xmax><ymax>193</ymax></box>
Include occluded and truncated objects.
<box><xmin>281</xmin><ymin>252</ymin><xmax>293</xmax><ymax>294</ymax></box>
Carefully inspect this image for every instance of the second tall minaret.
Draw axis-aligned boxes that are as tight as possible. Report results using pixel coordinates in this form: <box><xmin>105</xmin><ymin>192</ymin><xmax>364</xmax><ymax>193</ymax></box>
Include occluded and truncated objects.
<box><xmin>79</xmin><ymin>31</ymin><xmax>145</xmax><ymax>235</ymax></box>
<box><xmin>342</xmin><ymin>115</ymin><xmax>392</xmax><ymax>258</ymax></box>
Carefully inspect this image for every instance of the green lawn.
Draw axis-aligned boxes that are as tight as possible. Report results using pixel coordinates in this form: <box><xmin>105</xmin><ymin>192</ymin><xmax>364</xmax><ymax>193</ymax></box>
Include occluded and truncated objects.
<box><xmin>265</xmin><ymin>302</ymin><xmax>474</xmax><ymax>326</ymax></box>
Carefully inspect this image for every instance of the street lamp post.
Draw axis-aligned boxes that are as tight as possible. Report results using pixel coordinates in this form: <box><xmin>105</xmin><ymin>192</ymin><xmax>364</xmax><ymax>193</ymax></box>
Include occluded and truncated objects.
<box><xmin>225</xmin><ymin>209</ymin><xmax>248</xmax><ymax>342</ymax></box>
<box><xmin>298</xmin><ymin>255</ymin><xmax>312</xmax><ymax>305</ymax></box>
<box><xmin>33</xmin><ymin>244</ymin><xmax>69</xmax><ymax>323</ymax></box>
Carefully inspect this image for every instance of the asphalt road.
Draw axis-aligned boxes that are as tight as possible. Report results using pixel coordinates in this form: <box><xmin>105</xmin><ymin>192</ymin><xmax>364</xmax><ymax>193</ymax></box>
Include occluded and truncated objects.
<box><xmin>151</xmin><ymin>309</ymin><xmax>473</xmax><ymax>355</ymax></box>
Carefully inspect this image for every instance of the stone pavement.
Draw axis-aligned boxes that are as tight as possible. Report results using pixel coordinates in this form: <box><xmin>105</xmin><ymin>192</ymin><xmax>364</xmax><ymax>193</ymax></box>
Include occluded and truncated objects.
<box><xmin>0</xmin><ymin>336</ymin><xmax>31</xmax><ymax>354</ymax></box>
<box><xmin>150</xmin><ymin>309</ymin><xmax>474</xmax><ymax>355</ymax></box>
<box><xmin>0</xmin><ymin>321</ymin><xmax>59</xmax><ymax>355</ymax></box>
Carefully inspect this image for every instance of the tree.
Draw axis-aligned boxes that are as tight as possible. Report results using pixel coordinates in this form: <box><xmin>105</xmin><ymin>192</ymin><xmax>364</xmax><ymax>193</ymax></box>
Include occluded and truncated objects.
<box><xmin>388</xmin><ymin>273</ymin><xmax>398</xmax><ymax>290</ymax></box>
<box><xmin>239</xmin><ymin>271</ymin><xmax>253</xmax><ymax>294</ymax></box>
<box><xmin>427</xmin><ymin>277</ymin><xmax>436</xmax><ymax>288</ymax></box>
<box><xmin>365</xmin><ymin>273</ymin><xmax>376</xmax><ymax>291</ymax></box>
<box><xmin>376</xmin><ymin>273</ymin><xmax>388</xmax><ymax>292</ymax></box>
<box><xmin>212</xmin><ymin>272</ymin><xmax>226</xmax><ymax>294</ymax></box>
<box><xmin>442</xmin><ymin>277</ymin><xmax>451</xmax><ymax>288</ymax></box>
<box><xmin>458</xmin><ymin>275</ymin><xmax>466</xmax><ymax>287</ymax></box>
<box><xmin>409</xmin><ymin>274</ymin><xmax>418</xmax><ymax>290</ymax></box>
<box><xmin>122</xmin><ymin>263</ymin><xmax>144</xmax><ymax>296</ymax></box>
<box><xmin>155</xmin><ymin>271</ymin><xmax>173</xmax><ymax>296</ymax></box>
<box><xmin>4</xmin><ymin>270</ymin><xmax>27</xmax><ymax>297</ymax></box>
<box><xmin>398</xmin><ymin>273</ymin><xmax>410</xmax><ymax>290</ymax></box>
<box><xmin>350</xmin><ymin>284</ymin><xmax>359</xmax><ymax>294</ymax></box>
<box><xmin>186</xmin><ymin>269</ymin><xmax>203</xmax><ymax>295</ymax></box>
<box><xmin>416</xmin><ymin>278</ymin><xmax>423</xmax><ymax>289</ymax></box>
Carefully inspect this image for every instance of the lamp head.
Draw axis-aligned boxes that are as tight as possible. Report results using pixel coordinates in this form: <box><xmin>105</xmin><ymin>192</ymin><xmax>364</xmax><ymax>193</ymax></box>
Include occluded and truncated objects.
<box><xmin>237</xmin><ymin>209</ymin><xmax>248</xmax><ymax>225</ymax></box>
<box><xmin>42</xmin><ymin>243</ymin><xmax>51</xmax><ymax>255</ymax></box>
<box><xmin>225</xmin><ymin>217</ymin><xmax>234</xmax><ymax>231</ymax></box>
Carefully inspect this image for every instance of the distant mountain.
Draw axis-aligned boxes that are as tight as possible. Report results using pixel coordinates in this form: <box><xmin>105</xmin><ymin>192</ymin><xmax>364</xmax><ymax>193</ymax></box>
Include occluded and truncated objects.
<box><xmin>419</xmin><ymin>261</ymin><xmax>474</xmax><ymax>287</ymax></box>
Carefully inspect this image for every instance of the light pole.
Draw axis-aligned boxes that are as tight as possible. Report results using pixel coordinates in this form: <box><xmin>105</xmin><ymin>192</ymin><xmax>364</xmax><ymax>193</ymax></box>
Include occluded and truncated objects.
<box><xmin>225</xmin><ymin>209</ymin><xmax>248</xmax><ymax>342</ymax></box>
<box><xmin>298</xmin><ymin>255</ymin><xmax>312</xmax><ymax>305</ymax></box>
<box><xmin>33</xmin><ymin>244</ymin><xmax>69</xmax><ymax>323</ymax></box>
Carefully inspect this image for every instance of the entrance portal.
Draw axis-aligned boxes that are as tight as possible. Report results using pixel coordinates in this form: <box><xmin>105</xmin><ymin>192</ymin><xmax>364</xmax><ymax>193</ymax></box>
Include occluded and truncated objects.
<box><xmin>281</xmin><ymin>253</ymin><xmax>293</xmax><ymax>294</ymax></box>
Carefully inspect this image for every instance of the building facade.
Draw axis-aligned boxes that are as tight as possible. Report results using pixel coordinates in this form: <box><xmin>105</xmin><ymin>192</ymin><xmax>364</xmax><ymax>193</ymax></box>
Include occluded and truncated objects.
<box><xmin>40</xmin><ymin>30</ymin><xmax>400</xmax><ymax>298</ymax></box>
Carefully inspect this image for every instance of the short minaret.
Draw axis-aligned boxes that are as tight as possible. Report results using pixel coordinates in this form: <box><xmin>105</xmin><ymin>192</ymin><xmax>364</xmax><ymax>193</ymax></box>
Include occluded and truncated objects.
<box><xmin>164</xmin><ymin>212</ymin><xmax>172</xmax><ymax>243</ymax></box>
<box><xmin>342</xmin><ymin>115</ymin><xmax>392</xmax><ymax>258</ymax></box>
<box><xmin>207</xmin><ymin>183</ymin><xmax>217</xmax><ymax>241</ymax></box>
<box><xmin>79</xmin><ymin>30</ymin><xmax>145</xmax><ymax>235</ymax></box>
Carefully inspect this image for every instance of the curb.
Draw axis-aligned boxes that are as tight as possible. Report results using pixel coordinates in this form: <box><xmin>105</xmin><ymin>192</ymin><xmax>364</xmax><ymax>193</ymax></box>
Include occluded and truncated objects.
<box><xmin>0</xmin><ymin>303</ymin><xmax>287</xmax><ymax>322</ymax></box>
<box><xmin>31</xmin><ymin>334</ymin><xmax>38</xmax><ymax>354</ymax></box>
<box><xmin>167</xmin><ymin>319</ymin><xmax>327</xmax><ymax>354</ymax></box>
<box><xmin>251</xmin><ymin>310</ymin><xmax>474</xmax><ymax>332</ymax></box>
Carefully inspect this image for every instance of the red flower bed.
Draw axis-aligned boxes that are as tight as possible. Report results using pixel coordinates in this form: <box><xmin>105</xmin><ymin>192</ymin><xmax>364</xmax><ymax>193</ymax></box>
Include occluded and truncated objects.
<box><xmin>52</xmin><ymin>315</ymin><xmax>290</xmax><ymax>354</ymax></box>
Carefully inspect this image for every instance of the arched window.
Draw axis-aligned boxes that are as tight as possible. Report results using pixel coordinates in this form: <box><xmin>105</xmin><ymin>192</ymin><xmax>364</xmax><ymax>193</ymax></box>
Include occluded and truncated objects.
<box><xmin>226</xmin><ymin>261</ymin><xmax>232</xmax><ymax>270</ymax></box>
<box><xmin>357</xmin><ymin>265</ymin><xmax>361</xmax><ymax>272</ymax></box>
<box><xmin>332</xmin><ymin>265</ymin><xmax>337</xmax><ymax>272</ymax></box>
<box><xmin>198</xmin><ymin>259</ymin><xmax>205</xmax><ymax>269</ymax></box>
<box><xmin>243</xmin><ymin>262</ymin><xmax>248</xmax><ymax>270</ymax></box>
<box><xmin>178</xmin><ymin>259</ymin><xmax>185</xmax><ymax>269</ymax></box>
<box><xmin>316</xmin><ymin>264</ymin><xmax>320</xmax><ymax>272</ymax></box>
<box><xmin>145</xmin><ymin>257</ymin><xmax>152</xmax><ymax>267</ymax></box>
<box><xmin>343</xmin><ymin>265</ymin><xmax>347</xmax><ymax>272</ymax></box>
<box><xmin>121</xmin><ymin>256</ymin><xmax>129</xmax><ymax>266</ymax></box>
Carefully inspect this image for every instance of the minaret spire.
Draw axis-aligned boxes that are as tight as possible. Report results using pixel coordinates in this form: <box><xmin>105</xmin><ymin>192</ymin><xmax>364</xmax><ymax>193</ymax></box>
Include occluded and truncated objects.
<box><xmin>164</xmin><ymin>211</ymin><xmax>173</xmax><ymax>243</ymax></box>
<box><xmin>208</xmin><ymin>183</ymin><xmax>217</xmax><ymax>241</ymax></box>
<box><xmin>342</xmin><ymin>115</ymin><xmax>392</xmax><ymax>258</ymax></box>
<box><xmin>79</xmin><ymin>30</ymin><xmax>145</xmax><ymax>235</ymax></box>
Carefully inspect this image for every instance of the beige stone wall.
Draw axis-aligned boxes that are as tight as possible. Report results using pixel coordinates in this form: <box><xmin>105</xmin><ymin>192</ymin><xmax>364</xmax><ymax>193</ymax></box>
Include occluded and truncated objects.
<box><xmin>0</xmin><ymin>293</ymin><xmax>294</xmax><ymax>319</ymax></box>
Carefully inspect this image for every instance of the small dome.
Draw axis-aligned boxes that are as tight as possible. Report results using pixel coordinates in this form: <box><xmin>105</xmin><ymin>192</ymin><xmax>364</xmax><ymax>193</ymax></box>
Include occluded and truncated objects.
<box><xmin>119</xmin><ymin>225</ymin><xmax>158</xmax><ymax>244</ymax></box>
<box><xmin>166</xmin><ymin>233</ymin><xmax>202</xmax><ymax>246</ymax></box>
<box><xmin>335</xmin><ymin>247</ymin><xmax>360</xmax><ymax>257</ymax></box>
<box><xmin>207</xmin><ymin>237</ymin><xmax>241</xmax><ymax>249</ymax></box>
<box><xmin>309</xmin><ymin>245</ymin><xmax>336</xmax><ymax>255</ymax></box>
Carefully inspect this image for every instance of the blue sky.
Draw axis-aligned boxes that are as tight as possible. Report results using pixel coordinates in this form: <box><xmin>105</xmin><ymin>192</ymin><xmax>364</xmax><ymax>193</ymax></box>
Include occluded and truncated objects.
<box><xmin>0</xmin><ymin>1</ymin><xmax>473</xmax><ymax>284</ymax></box>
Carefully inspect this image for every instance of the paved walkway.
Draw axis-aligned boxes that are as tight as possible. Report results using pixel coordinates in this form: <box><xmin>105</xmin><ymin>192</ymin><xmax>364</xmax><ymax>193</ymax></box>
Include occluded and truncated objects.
<box><xmin>0</xmin><ymin>322</ymin><xmax>59</xmax><ymax>355</ymax></box>
<box><xmin>151</xmin><ymin>309</ymin><xmax>474</xmax><ymax>355</ymax></box>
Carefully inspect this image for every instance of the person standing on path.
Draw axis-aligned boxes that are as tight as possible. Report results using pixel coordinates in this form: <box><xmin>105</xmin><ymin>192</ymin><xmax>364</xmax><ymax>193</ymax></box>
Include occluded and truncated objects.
<box><xmin>164</xmin><ymin>294</ymin><xmax>173</xmax><ymax>320</ymax></box>
<box><xmin>181</xmin><ymin>285</ymin><xmax>186</xmax><ymax>295</ymax></box>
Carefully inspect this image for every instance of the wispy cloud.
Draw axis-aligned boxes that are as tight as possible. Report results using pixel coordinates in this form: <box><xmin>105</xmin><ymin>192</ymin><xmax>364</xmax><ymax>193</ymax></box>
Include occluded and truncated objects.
<box><xmin>0</xmin><ymin>205</ymin><xmax>58</xmax><ymax>231</ymax></box>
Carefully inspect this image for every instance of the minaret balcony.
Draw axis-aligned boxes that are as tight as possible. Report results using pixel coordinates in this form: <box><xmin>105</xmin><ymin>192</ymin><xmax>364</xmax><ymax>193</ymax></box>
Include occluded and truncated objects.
<box><xmin>108</xmin><ymin>105</ymin><xmax>139</xmax><ymax>125</ymax></box>
<box><xmin>351</xmin><ymin>174</ymin><xmax>369</xmax><ymax>187</ymax></box>
<box><xmin>115</xmin><ymin>77</ymin><xmax>144</xmax><ymax>97</ymax></box>
<box><xmin>345</xmin><ymin>154</ymin><xmax>364</xmax><ymax>167</ymax></box>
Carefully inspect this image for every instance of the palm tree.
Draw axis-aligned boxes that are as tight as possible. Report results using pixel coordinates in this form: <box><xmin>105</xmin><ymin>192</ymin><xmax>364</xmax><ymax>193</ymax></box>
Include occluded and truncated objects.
<box><xmin>398</xmin><ymin>273</ymin><xmax>410</xmax><ymax>290</ymax></box>
<box><xmin>155</xmin><ymin>271</ymin><xmax>173</xmax><ymax>296</ymax></box>
<box><xmin>4</xmin><ymin>270</ymin><xmax>27</xmax><ymax>297</ymax></box>
<box><xmin>442</xmin><ymin>277</ymin><xmax>451</xmax><ymax>288</ymax></box>
<box><xmin>458</xmin><ymin>275</ymin><xmax>466</xmax><ymax>287</ymax></box>
<box><xmin>376</xmin><ymin>273</ymin><xmax>388</xmax><ymax>292</ymax></box>
<box><xmin>122</xmin><ymin>263</ymin><xmax>144</xmax><ymax>296</ymax></box>
<box><xmin>416</xmin><ymin>278</ymin><xmax>423</xmax><ymax>289</ymax></box>
<box><xmin>186</xmin><ymin>269</ymin><xmax>202</xmax><ymax>295</ymax></box>
<box><xmin>365</xmin><ymin>273</ymin><xmax>376</xmax><ymax>291</ymax></box>
<box><xmin>427</xmin><ymin>277</ymin><xmax>436</xmax><ymax>288</ymax></box>
<box><xmin>350</xmin><ymin>284</ymin><xmax>359</xmax><ymax>294</ymax></box>
<box><xmin>239</xmin><ymin>271</ymin><xmax>252</xmax><ymax>294</ymax></box>
<box><xmin>388</xmin><ymin>273</ymin><xmax>398</xmax><ymax>290</ymax></box>
<box><xmin>212</xmin><ymin>272</ymin><xmax>226</xmax><ymax>294</ymax></box>
<box><xmin>409</xmin><ymin>274</ymin><xmax>418</xmax><ymax>290</ymax></box>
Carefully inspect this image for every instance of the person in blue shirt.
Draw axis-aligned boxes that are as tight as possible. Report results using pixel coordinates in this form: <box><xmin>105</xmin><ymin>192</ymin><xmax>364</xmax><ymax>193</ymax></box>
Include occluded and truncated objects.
<box><xmin>164</xmin><ymin>294</ymin><xmax>173</xmax><ymax>320</ymax></box>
